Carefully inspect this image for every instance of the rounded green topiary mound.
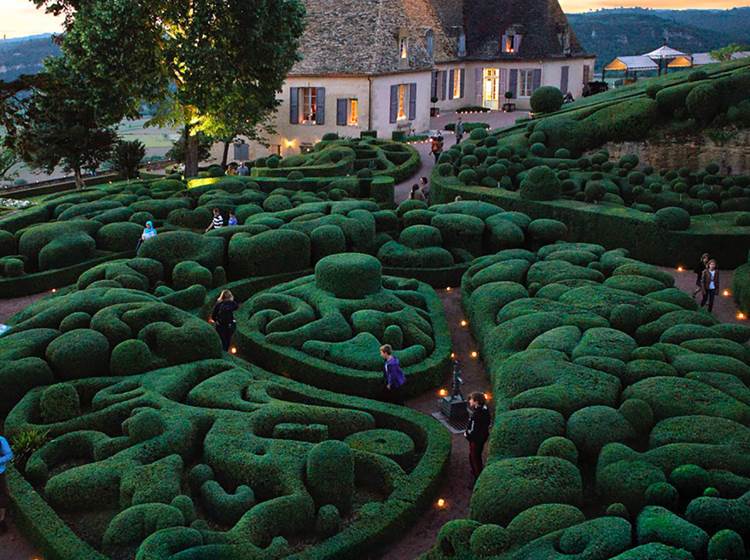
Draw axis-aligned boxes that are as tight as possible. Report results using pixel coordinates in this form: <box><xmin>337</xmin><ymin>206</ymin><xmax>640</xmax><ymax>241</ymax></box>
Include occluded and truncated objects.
<box><xmin>306</xmin><ymin>440</ymin><xmax>355</xmax><ymax>514</ymax></box>
<box><xmin>520</xmin><ymin>166</ymin><xmax>561</xmax><ymax>201</ymax></box>
<box><xmin>40</xmin><ymin>383</ymin><xmax>80</xmax><ymax>423</ymax></box>
<box><xmin>654</xmin><ymin>207</ymin><xmax>691</xmax><ymax>231</ymax></box>
<box><xmin>469</xmin><ymin>524</ymin><xmax>509</xmax><ymax>557</ymax></box>
<box><xmin>531</xmin><ymin>86</ymin><xmax>564</xmax><ymax>114</ymax></box>
<box><xmin>45</xmin><ymin>328</ymin><xmax>110</xmax><ymax>378</ymax></box>
<box><xmin>315</xmin><ymin>253</ymin><xmax>383</xmax><ymax>299</ymax></box>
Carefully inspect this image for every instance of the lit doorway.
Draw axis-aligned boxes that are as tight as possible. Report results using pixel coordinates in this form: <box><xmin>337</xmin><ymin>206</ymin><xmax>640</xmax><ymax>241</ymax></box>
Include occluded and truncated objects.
<box><xmin>483</xmin><ymin>68</ymin><xmax>500</xmax><ymax>110</ymax></box>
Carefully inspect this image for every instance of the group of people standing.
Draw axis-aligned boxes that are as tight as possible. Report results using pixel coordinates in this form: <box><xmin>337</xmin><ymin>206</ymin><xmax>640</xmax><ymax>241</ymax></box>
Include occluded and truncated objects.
<box><xmin>226</xmin><ymin>162</ymin><xmax>250</xmax><ymax>176</ymax></box>
<box><xmin>205</xmin><ymin>208</ymin><xmax>239</xmax><ymax>232</ymax></box>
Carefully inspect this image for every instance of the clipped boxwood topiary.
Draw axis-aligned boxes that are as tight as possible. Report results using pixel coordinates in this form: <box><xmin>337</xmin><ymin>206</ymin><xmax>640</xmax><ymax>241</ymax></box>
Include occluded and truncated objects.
<box><xmin>654</xmin><ymin>207</ymin><xmax>691</xmax><ymax>230</ymax></box>
<box><xmin>531</xmin><ymin>86</ymin><xmax>563</xmax><ymax>114</ymax></box>
<box><xmin>315</xmin><ymin>253</ymin><xmax>382</xmax><ymax>299</ymax></box>
<box><xmin>528</xmin><ymin>219</ymin><xmax>567</xmax><ymax>243</ymax></box>
<box><xmin>306</xmin><ymin>440</ymin><xmax>354</xmax><ymax>513</ymax></box>
<box><xmin>45</xmin><ymin>329</ymin><xmax>110</xmax><ymax>379</ymax></box>
<box><xmin>469</xmin><ymin>524</ymin><xmax>509</xmax><ymax>557</ymax></box>
<box><xmin>520</xmin><ymin>166</ymin><xmax>561</xmax><ymax>201</ymax></box>
<box><xmin>40</xmin><ymin>383</ymin><xmax>80</xmax><ymax>423</ymax></box>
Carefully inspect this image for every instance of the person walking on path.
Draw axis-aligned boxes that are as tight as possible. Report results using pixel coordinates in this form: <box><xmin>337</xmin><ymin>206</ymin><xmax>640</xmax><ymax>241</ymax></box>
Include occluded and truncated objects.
<box><xmin>700</xmin><ymin>259</ymin><xmax>720</xmax><ymax>313</ymax></box>
<box><xmin>430</xmin><ymin>134</ymin><xmax>443</xmax><ymax>163</ymax></box>
<box><xmin>136</xmin><ymin>220</ymin><xmax>157</xmax><ymax>252</ymax></box>
<box><xmin>238</xmin><ymin>162</ymin><xmax>250</xmax><ymax>176</ymax></box>
<box><xmin>455</xmin><ymin>117</ymin><xmax>465</xmax><ymax>144</ymax></box>
<box><xmin>693</xmin><ymin>253</ymin><xmax>710</xmax><ymax>298</ymax></box>
<box><xmin>410</xmin><ymin>184</ymin><xmax>426</xmax><ymax>201</ymax></box>
<box><xmin>465</xmin><ymin>391</ymin><xmax>491</xmax><ymax>484</ymax></box>
<box><xmin>206</xmin><ymin>208</ymin><xmax>224</xmax><ymax>232</ymax></box>
<box><xmin>0</xmin><ymin>434</ymin><xmax>14</xmax><ymax>534</ymax></box>
<box><xmin>212</xmin><ymin>290</ymin><xmax>239</xmax><ymax>351</ymax></box>
<box><xmin>420</xmin><ymin>176</ymin><xmax>431</xmax><ymax>204</ymax></box>
<box><xmin>380</xmin><ymin>344</ymin><xmax>406</xmax><ymax>403</ymax></box>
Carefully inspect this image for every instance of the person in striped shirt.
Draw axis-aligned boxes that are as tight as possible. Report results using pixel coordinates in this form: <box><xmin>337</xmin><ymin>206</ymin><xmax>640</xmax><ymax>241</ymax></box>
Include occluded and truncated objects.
<box><xmin>205</xmin><ymin>208</ymin><xmax>224</xmax><ymax>232</ymax></box>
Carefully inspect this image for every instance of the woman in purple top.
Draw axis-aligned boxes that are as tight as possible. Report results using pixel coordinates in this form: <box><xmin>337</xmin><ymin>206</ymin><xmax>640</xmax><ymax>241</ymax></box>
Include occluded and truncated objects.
<box><xmin>380</xmin><ymin>344</ymin><xmax>405</xmax><ymax>403</ymax></box>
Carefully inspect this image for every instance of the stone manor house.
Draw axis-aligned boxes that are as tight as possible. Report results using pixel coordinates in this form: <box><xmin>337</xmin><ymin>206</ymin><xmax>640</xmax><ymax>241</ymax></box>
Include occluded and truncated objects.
<box><xmin>215</xmin><ymin>0</ymin><xmax>596</xmax><ymax>160</ymax></box>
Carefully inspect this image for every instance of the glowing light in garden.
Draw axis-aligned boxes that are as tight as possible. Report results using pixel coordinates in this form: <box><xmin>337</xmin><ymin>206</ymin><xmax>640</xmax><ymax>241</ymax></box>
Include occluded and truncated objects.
<box><xmin>471</xmin><ymin>351</ymin><xmax>478</xmax><ymax>359</ymax></box>
<box><xmin>230</xmin><ymin>347</ymin><xmax>238</xmax><ymax>354</ymax></box>
<box><xmin>723</xmin><ymin>289</ymin><xmax>730</xmax><ymax>297</ymax></box>
<box><xmin>450</xmin><ymin>352</ymin><xmax>456</xmax><ymax>359</ymax></box>
<box><xmin>438</xmin><ymin>388</ymin><xmax>448</xmax><ymax>397</ymax></box>
<box><xmin>484</xmin><ymin>392</ymin><xmax>492</xmax><ymax>401</ymax></box>
<box><xmin>436</xmin><ymin>498</ymin><xmax>447</xmax><ymax>509</ymax></box>
<box><xmin>51</xmin><ymin>288</ymin><xmax>57</xmax><ymax>293</ymax></box>
<box><xmin>676</xmin><ymin>265</ymin><xmax>684</xmax><ymax>272</ymax></box>
<box><xmin>738</xmin><ymin>312</ymin><xmax>747</xmax><ymax>320</ymax></box>
<box><xmin>446</xmin><ymin>287</ymin><xmax>452</xmax><ymax>291</ymax></box>
<box><xmin>460</xmin><ymin>320</ymin><xmax>468</xmax><ymax>327</ymax></box>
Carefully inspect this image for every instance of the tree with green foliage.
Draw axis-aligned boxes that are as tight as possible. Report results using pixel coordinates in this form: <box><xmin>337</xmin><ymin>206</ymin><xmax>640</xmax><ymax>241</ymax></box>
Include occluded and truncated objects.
<box><xmin>710</xmin><ymin>43</ymin><xmax>749</xmax><ymax>62</ymax></box>
<box><xmin>10</xmin><ymin>58</ymin><xmax>117</xmax><ymax>190</ymax></box>
<box><xmin>39</xmin><ymin>0</ymin><xmax>306</xmax><ymax>176</ymax></box>
<box><xmin>0</xmin><ymin>135</ymin><xmax>20</xmax><ymax>183</ymax></box>
<box><xmin>111</xmin><ymin>139</ymin><xmax>146</xmax><ymax>180</ymax></box>
<box><xmin>166</xmin><ymin>133</ymin><xmax>213</xmax><ymax>166</ymax></box>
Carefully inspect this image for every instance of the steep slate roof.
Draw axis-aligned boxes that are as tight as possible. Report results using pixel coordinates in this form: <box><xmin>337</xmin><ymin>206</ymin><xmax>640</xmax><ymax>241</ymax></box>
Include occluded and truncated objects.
<box><xmin>463</xmin><ymin>0</ymin><xmax>587</xmax><ymax>60</ymax></box>
<box><xmin>290</xmin><ymin>0</ymin><xmax>588</xmax><ymax>76</ymax></box>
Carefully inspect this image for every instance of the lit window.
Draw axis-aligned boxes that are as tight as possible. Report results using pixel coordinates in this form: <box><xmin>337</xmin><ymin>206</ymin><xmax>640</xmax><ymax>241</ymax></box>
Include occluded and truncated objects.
<box><xmin>299</xmin><ymin>87</ymin><xmax>317</xmax><ymax>124</ymax></box>
<box><xmin>504</xmin><ymin>35</ymin><xmax>515</xmax><ymax>53</ymax></box>
<box><xmin>519</xmin><ymin>70</ymin><xmax>534</xmax><ymax>97</ymax></box>
<box><xmin>400</xmin><ymin>37</ymin><xmax>408</xmax><ymax>59</ymax></box>
<box><xmin>453</xmin><ymin>69</ymin><xmax>462</xmax><ymax>98</ymax></box>
<box><xmin>397</xmin><ymin>84</ymin><xmax>410</xmax><ymax>120</ymax></box>
<box><xmin>348</xmin><ymin>99</ymin><xmax>358</xmax><ymax>126</ymax></box>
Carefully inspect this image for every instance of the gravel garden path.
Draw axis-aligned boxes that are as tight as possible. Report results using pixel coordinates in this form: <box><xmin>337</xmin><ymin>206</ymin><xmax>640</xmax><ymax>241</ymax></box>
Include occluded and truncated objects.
<box><xmin>379</xmin><ymin>289</ymin><xmax>491</xmax><ymax>560</ymax></box>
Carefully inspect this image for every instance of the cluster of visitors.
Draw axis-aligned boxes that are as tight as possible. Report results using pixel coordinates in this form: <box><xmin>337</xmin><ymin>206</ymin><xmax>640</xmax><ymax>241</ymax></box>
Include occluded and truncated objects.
<box><xmin>226</xmin><ymin>162</ymin><xmax>250</xmax><ymax>176</ymax></box>
<box><xmin>409</xmin><ymin>177</ymin><xmax>430</xmax><ymax>203</ymax></box>
<box><xmin>205</xmin><ymin>208</ymin><xmax>238</xmax><ymax>232</ymax></box>
<box><xmin>430</xmin><ymin>132</ymin><xmax>444</xmax><ymax>163</ymax></box>
<box><xmin>693</xmin><ymin>253</ymin><xmax>720</xmax><ymax>313</ymax></box>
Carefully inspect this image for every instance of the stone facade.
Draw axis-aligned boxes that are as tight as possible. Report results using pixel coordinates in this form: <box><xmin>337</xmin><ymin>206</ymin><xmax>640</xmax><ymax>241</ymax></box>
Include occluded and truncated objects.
<box><xmin>210</xmin><ymin>0</ymin><xmax>596</xmax><ymax>161</ymax></box>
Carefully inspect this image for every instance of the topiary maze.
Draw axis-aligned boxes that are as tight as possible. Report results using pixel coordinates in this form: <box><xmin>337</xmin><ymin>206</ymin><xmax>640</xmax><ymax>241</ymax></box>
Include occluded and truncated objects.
<box><xmin>2</xmin><ymin>68</ymin><xmax>750</xmax><ymax>559</ymax></box>
<box><xmin>431</xmin><ymin>58</ymin><xmax>750</xmax><ymax>267</ymax></box>
<box><xmin>422</xmin><ymin>242</ymin><xmax>750</xmax><ymax>559</ymax></box>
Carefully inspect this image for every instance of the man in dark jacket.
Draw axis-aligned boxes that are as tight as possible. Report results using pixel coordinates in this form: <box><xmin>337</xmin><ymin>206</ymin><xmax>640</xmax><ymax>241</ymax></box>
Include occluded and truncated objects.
<box><xmin>465</xmin><ymin>391</ymin><xmax>491</xmax><ymax>483</ymax></box>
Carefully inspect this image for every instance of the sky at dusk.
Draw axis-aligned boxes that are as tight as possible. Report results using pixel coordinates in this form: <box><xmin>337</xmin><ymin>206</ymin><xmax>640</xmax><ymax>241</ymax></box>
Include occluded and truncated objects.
<box><xmin>1</xmin><ymin>0</ymin><xmax>750</xmax><ymax>38</ymax></box>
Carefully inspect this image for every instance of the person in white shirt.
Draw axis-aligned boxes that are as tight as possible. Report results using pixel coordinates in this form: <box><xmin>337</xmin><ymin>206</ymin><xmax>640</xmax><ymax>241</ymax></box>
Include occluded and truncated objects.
<box><xmin>206</xmin><ymin>208</ymin><xmax>224</xmax><ymax>232</ymax></box>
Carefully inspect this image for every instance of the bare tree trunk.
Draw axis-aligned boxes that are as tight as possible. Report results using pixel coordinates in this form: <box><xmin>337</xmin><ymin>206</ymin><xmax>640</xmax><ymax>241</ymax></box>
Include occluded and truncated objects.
<box><xmin>184</xmin><ymin>125</ymin><xmax>199</xmax><ymax>178</ymax></box>
<box><xmin>74</xmin><ymin>167</ymin><xmax>84</xmax><ymax>190</ymax></box>
<box><xmin>221</xmin><ymin>140</ymin><xmax>231</xmax><ymax>168</ymax></box>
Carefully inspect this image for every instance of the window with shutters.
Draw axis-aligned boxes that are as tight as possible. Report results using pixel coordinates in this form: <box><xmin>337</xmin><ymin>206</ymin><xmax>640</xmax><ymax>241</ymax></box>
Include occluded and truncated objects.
<box><xmin>501</xmin><ymin>25</ymin><xmax>524</xmax><ymax>54</ymax></box>
<box><xmin>397</xmin><ymin>84</ymin><xmax>409</xmax><ymax>120</ymax></box>
<box><xmin>348</xmin><ymin>99</ymin><xmax>358</xmax><ymax>126</ymax></box>
<box><xmin>457</xmin><ymin>31</ymin><xmax>466</xmax><ymax>57</ymax></box>
<box><xmin>299</xmin><ymin>87</ymin><xmax>317</xmax><ymax>124</ymax></box>
<box><xmin>452</xmin><ymin>69</ymin><xmax>463</xmax><ymax>99</ymax></box>
<box><xmin>426</xmin><ymin>30</ymin><xmax>434</xmax><ymax>60</ymax></box>
<box><xmin>519</xmin><ymin>70</ymin><xmax>535</xmax><ymax>97</ymax></box>
<box><xmin>583</xmin><ymin>64</ymin><xmax>591</xmax><ymax>85</ymax></box>
<box><xmin>400</xmin><ymin>37</ymin><xmax>408</xmax><ymax>60</ymax></box>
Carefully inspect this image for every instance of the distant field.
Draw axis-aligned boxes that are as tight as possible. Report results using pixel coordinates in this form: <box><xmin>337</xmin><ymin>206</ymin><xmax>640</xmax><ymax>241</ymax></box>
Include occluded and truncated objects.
<box><xmin>117</xmin><ymin>118</ymin><xmax>180</xmax><ymax>151</ymax></box>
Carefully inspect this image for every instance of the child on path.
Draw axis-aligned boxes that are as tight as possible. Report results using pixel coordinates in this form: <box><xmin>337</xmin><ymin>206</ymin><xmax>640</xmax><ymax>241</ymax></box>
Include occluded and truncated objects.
<box><xmin>228</xmin><ymin>210</ymin><xmax>239</xmax><ymax>226</ymax></box>
<box><xmin>380</xmin><ymin>344</ymin><xmax>406</xmax><ymax>403</ymax></box>
<box><xmin>206</xmin><ymin>208</ymin><xmax>224</xmax><ymax>232</ymax></box>
<box><xmin>693</xmin><ymin>253</ymin><xmax>710</xmax><ymax>298</ymax></box>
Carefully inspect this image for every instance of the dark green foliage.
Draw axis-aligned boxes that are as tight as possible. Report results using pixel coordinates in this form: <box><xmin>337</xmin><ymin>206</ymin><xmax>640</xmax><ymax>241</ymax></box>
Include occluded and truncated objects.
<box><xmin>306</xmin><ymin>440</ymin><xmax>354</xmax><ymax>514</ymax></box>
<box><xmin>45</xmin><ymin>329</ymin><xmax>110</xmax><ymax>379</ymax></box>
<box><xmin>39</xmin><ymin>383</ymin><xmax>80</xmax><ymax>424</ymax></box>
<box><xmin>315</xmin><ymin>504</ymin><xmax>341</xmax><ymax>537</ymax></box>
<box><xmin>686</xmin><ymin>83</ymin><xmax>719</xmax><ymax>123</ymax></box>
<box><xmin>530</xmin><ymin>86</ymin><xmax>564</xmax><ymax>114</ymax></box>
<box><xmin>654</xmin><ymin>207</ymin><xmax>691</xmax><ymax>230</ymax></box>
<box><xmin>469</xmin><ymin>524</ymin><xmax>509</xmax><ymax>557</ymax></box>
<box><xmin>708</xmin><ymin>529</ymin><xmax>746</xmax><ymax>560</ymax></box>
<box><xmin>315</xmin><ymin>253</ymin><xmax>381</xmax><ymax>298</ymax></box>
<box><xmin>520</xmin><ymin>166</ymin><xmax>561</xmax><ymax>201</ymax></box>
<box><xmin>111</xmin><ymin>140</ymin><xmax>146</xmax><ymax>179</ymax></box>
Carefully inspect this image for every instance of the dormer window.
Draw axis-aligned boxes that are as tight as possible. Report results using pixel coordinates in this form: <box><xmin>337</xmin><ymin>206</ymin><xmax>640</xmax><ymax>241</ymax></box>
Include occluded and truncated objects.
<box><xmin>501</xmin><ymin>25</ymin><xmax>524</xmax><ymax>54</ymax></box>
<box><xmin>425</xmin><ymin>29</ymin><xmax>434</xmax><ymax>59</ymax></box>
<box><xmin>400</xmin><ymin>37</ymin><xmax>408</xmax><ymax>60</ymax></box>
<box><xmin>558</xmin><ymin>25</ymin><xmax>571</xmax><ymax>53</ymax></box>
<box><xmin>457</xmin><ymin>30</ymin><xmax>466</xmax><ymax>57</ymax></box>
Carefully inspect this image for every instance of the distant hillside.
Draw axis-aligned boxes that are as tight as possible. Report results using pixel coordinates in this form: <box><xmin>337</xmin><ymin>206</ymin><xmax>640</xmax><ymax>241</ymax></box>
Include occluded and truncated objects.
<box><xmin>568</xmin><ymin>8</ymin><xmax>750</xmax><ymax>71</ymax></box>
<box><xmin>0</xmin><ymin>34</ymin><xmax>59</xmax><ymax>81</ymax></box>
